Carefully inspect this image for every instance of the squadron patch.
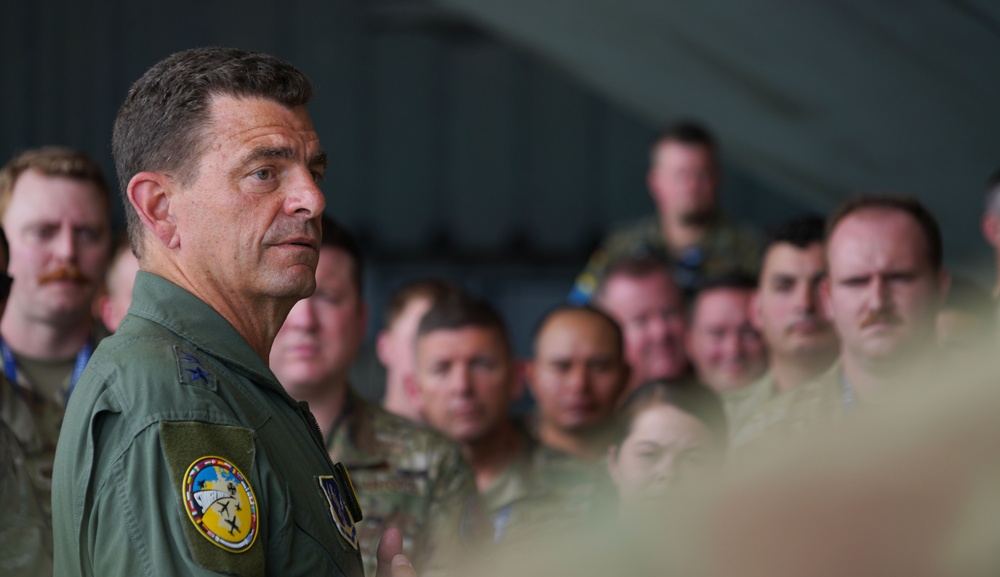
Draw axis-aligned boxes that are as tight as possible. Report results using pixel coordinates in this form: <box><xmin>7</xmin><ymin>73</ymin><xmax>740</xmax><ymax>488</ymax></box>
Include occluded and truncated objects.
<box><xmin>183</xmin><ymin>456</ymin><xmax>258</xmax><ymax>552</ymax></box>
<box><xmin>318</xmin><ymin>470</ymin><xmax>360</xmax><ymax>550</ymax></box>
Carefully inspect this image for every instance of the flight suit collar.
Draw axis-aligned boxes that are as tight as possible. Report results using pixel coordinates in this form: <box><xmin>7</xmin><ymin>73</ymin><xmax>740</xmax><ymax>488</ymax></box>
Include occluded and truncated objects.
<box><xmin>127</xmin><ymin>271</ymin><xmax>287</xmax><ymax>398</ymax></box>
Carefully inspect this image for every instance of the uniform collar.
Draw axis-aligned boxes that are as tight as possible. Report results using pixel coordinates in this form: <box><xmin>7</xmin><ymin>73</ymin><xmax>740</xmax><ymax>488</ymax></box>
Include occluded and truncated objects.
<box><xmin>127</xmin><ymin>271</ymin><xmax>283</xmax><ymax>394</ymax></box>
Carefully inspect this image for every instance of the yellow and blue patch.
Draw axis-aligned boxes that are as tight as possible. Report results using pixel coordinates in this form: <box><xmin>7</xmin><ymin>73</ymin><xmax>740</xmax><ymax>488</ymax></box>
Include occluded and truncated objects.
<box><xmin>183</xmin><ymin>456</ymin><xmax>258</xmax><ymax>552</ymax></box>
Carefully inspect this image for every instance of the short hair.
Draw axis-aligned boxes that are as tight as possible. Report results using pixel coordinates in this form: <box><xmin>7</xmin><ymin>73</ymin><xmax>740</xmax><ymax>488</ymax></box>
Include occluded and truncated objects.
<box><xmin>0</xmin><ymin>146</ymin><xmax>111</xmax><ymax>220</ymax></box>
<box><xmin>416</xmin><ymin>291</ymin><xmax>511</xmax><ymax>356</ymax></box>
<box><xmin>761</xmin><ymin>215</ymin><xmax>827</xmax><ymax>260</ymax></box>
<box><xmin>531</xmin><ymin>304</ymin><xmax>624</xmax><ymax>359</ymax></box>
<box><xmin>651</xmin><ymin>120</ymin><xmax>717</xmax><ymax>158</ymax></box>
<box><xmin>382</xmin><ymin>278</ymin><xmax>461</xmax><ymax>330</ymax></box>
<box><xmin>611</xmin><ymin>378</ymin><xmax>728</xmax><ymax>449</ymax></box>
<box><xmin>697</xmin><ymin>270</ymin><xmax>757</xmax><ymax>294</ymax></box>
<box><xmin>113</xmin><ymin>47</ymin><xmax>314</xmax><ymax>257</ymax></box>
<box><xmin>826</xmin><ymin>193</ymin><xmax>943</xmax><ymax>271</ymax></box>
<box><xmin>593</xmin><ymin>256</ymin><xmax>674</xmax><ymax>304</ymax></box>
<box><xmin>689</xmin><ymin>270</ymin><xmax>757</xmax><ymax>323</ymax></box>
<box><xmin>320</xmin><ymin>215</ymin><xmax>364</xmax><ymax>295</ymax></box>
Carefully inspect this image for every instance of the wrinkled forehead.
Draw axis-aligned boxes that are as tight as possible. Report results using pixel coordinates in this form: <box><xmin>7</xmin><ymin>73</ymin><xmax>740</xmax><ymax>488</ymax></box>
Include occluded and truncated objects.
<box><xmin>827</xmin><ymin>209</ymin><xmax>933</xmax><ymax>271</ymax></box>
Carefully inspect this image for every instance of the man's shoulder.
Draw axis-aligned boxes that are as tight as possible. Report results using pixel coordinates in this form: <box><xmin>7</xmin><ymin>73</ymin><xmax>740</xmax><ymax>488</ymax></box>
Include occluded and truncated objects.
<box><xmin>600</xmin><ymin>215</ymin><xmax>665</xmax><ymax>259</ymax></box>
<box><xmin>730</xmin><ymin>361</ymin><xmax>843</xmax><ymax>449</ymax></box>
<box><xmin>339</xmin><ymin>397</ymin><xmax>466</xmax><ymax>471</ymax></box>
<box><xmin>723</xmin><ymin>371</ymin><xmax>776</xmax><ymax>427</ymax></box>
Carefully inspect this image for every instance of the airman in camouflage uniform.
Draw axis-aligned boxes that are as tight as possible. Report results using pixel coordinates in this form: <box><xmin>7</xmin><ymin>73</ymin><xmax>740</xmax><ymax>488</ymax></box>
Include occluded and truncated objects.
<box><xmin>0</xmin><ymin>146</ymin><xmax>113</xmax><ymax>526</ymax></box>
<box><xmin>569</xmin><ymin>121</ymin><xmax>761</xmax><ymax>304</ymax></box>
<box><xmin>329</xmin><ymin>390</ymin><xmax>479</xmax><ymax>576</ymax></box>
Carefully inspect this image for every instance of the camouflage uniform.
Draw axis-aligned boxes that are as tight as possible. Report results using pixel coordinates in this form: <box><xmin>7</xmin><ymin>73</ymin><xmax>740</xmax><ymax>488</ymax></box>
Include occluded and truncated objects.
<box><xmin>569</xmin><ymin>213</ymin><xmax>762</xmax><ymax>304</ymax></box>
<box><xmin>0</xmin><ymin>376</ymin><xmax>52</xmax><ymax>577</ymax></box>
<box><xmin>483</xmin><ymin>436</ymin><xmax>611</xmax><ymax>547</ymax></box>
<box><xmin>328</xmin><ymin>391</ymin><xmax>478</xmax><ymax>576</ymax></box>
<box><xmin>0</xmin><ymin>331</ymin><xmax>105</xmax><ymax>523</ymax></box>
<box><xmin>729</xmin><ymin>361</ymin><xmax>845</xmax><ymax>451</ymax></box>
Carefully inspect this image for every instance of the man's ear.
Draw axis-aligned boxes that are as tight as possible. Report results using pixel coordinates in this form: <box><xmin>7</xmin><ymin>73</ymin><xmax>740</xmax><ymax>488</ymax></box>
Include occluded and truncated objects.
<box><xmin>402</xmin><ymin>373</ymin><xmax>423</xmax><ymax>418</ymax></box>
<box><xmin>128</xmin><ymin>171</ymin><xmax>179</xmax><ymax>249</ymax></box>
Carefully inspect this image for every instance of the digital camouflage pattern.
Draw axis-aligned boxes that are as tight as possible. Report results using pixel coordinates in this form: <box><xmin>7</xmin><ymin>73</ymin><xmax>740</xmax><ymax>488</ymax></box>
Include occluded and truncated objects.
<box><xmin>328</xmin><ymin>391</ymin><xmax>479</xmax><ymax>576</ymax></box>
<box><xmin>0</xmin><ymin>391</ymin><xmax>52</xmax><ymax>577</ymax></box>
<box><xmin>569</xmin><ymin>214</ymin><xmax>762</xmax><ymax>303</ymax></box>
<box><xmin>0</xmin><ymin>334</ymin><xmax>105</xmax><ymax>524</ymax></box>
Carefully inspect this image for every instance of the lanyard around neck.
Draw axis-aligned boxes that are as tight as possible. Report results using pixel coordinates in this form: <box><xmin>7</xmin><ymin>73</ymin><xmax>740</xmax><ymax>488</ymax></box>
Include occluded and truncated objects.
<box><xmin>0</xmin><ymin>338</ymin><xmax>93</xmax><ymax>406</ymax></box>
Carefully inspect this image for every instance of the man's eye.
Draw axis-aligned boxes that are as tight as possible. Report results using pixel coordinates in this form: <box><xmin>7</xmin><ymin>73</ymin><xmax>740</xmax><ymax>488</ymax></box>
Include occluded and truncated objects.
<box><xmin>310</xmin><ymin>170</ymin><xmax>324</xmax><ymax>183</ymax></box>
<box><xmin>253</xmin><ymin>168</ymin><xmax>273</xmax><ymax>181</ymax></box>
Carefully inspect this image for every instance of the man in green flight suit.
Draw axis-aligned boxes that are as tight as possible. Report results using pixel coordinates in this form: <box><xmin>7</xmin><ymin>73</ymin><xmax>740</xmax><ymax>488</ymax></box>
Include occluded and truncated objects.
<box><xmin>52</xmin><ymin>47</ymin><xmax>414</xmax><ymax>577</ymax></box>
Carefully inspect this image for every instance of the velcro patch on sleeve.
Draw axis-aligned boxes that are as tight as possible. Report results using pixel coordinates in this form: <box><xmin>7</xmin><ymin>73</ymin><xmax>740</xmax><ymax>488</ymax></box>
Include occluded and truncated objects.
<box><xmin>161</xmin><ymin>421</ymin><xmax>264</xmax><ymax>577</ymax></box>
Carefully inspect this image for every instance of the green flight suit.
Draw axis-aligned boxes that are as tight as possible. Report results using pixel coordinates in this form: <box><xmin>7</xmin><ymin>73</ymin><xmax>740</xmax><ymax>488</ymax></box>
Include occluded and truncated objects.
<box><xmin>52</xmin><ymin>272</ymin><xmax>364</xmax><ymax>577</ymax></box>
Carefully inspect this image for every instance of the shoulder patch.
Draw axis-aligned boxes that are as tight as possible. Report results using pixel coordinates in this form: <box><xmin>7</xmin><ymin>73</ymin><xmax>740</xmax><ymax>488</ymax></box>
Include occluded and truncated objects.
<box><xmin>174</xmin><ymin>345</ymin><xmax>217</xmax><ymax>391</ymax></box>
<box><xmin>183</xmin><ymin>456</ymin><xmax>259</xmax><ymax>552</ymax></box>
<box><xmin>161</xmin><ymin>421</ymin><xmax>264</xmax><ymax>577</ymax></box>
<box><xmin>318</xmin><ymin>462</ymin><xmax>363</xmax><ymax>550</ymax></box>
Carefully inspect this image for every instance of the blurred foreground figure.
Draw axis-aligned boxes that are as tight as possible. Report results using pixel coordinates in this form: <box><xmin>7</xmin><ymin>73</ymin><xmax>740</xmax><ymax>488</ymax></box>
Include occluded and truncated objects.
<box><xmin>467</xmin><ymin>350</ymin><xmax>1000</xmax><ymax>577</ymax></box>
<box><xmin>733</xmin><ymin>195</ymin><xmax>948</xmax><ymax>448</ymax></box>
<box><xmin>271</xmin><ymin>217</ymin><xmax>476</xmax><ymax>576</ymax></box>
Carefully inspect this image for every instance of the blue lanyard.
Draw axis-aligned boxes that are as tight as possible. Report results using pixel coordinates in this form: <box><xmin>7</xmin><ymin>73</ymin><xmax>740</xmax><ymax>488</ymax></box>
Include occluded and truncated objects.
<box><xmin>839</xmin><ymin>370</ymin><xmax>856</xmax><ymax>413</ymax></box>
<box><xmin>0</xmin><ymin>338</ymin><xmax>93</xmax><ymax>405</ymax></box>
<box><xmin>493</xmin><ymin>504</ymin><xmax>513</xmax><ymax>544</ymax></box>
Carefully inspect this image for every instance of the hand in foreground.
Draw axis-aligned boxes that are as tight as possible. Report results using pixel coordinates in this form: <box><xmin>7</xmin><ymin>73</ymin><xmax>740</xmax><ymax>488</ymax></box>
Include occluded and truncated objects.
<box><xmin>375</xmin><ymin>527</ymin><xmax>417</xmax><ymax>577</ymax></box>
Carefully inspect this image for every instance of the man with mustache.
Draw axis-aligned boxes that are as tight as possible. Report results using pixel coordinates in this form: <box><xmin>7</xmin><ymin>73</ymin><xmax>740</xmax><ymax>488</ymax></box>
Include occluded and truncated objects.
<box><xmin>733</xmin><ymin>196</ymin><xmax>948</xmax><ymax>448</ymax></box>
<box><xmin>0</xmin><ymin>147</ymin><xmax>111</xmax><ymax>530</ymax></box>
<box><xmin>52</xmin><ymin>48</ymin><xmax>414</xmax><ymax>577</ymax></box>
<box><xmin>725</xmin><ymin>216</ymin><xmax>839</xmax><ymax>436</ymax></box>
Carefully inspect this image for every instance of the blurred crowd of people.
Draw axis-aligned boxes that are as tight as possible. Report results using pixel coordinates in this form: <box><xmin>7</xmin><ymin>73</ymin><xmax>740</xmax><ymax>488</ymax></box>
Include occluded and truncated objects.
<box><xmin>2</xmin><ymin>47</ymin><xmax>999</xmax><ymax>577</ymax></box>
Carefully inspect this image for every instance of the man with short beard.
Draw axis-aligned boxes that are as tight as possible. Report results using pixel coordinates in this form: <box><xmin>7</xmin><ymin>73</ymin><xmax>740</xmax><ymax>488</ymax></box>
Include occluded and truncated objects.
<box><xmin>0</xmin><ymin>147</ymin><xmax>111</xmax><ymax>527</ymax></box>
<box><xmin>733</xmin><ymin>195</ymin><xmax>949</xmax><ymax>448</ymax></box>
<box><xmin>569</xmin><ymin>121</ymin><xmax>761</xmax><ymax>303</ymax></box>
